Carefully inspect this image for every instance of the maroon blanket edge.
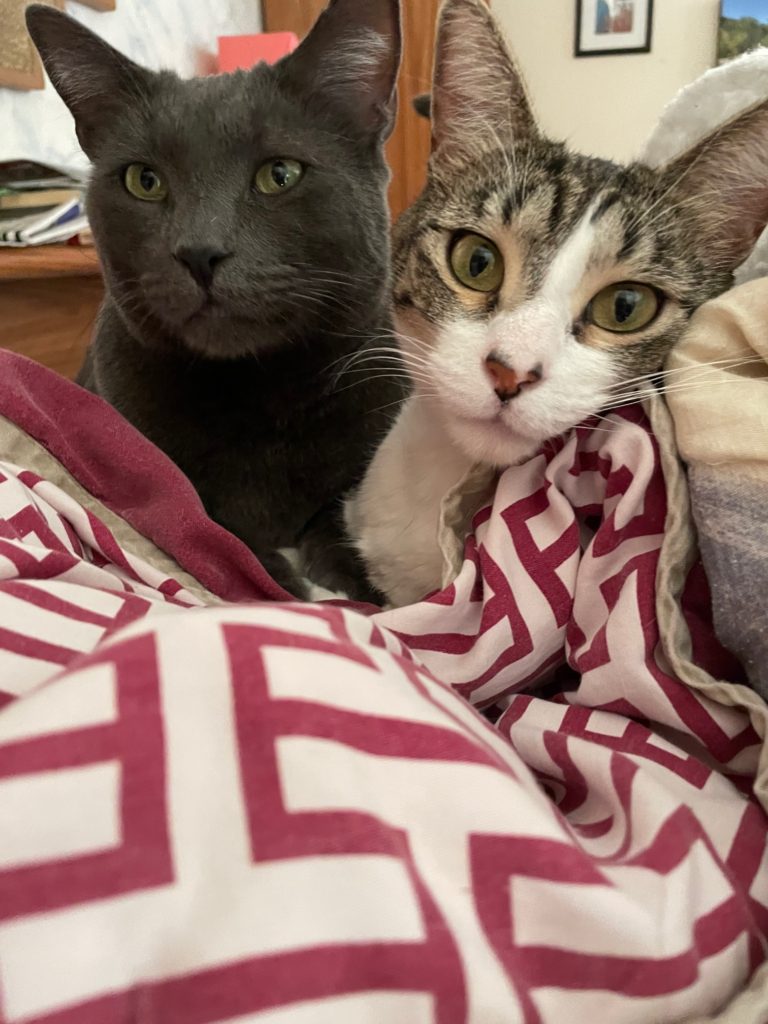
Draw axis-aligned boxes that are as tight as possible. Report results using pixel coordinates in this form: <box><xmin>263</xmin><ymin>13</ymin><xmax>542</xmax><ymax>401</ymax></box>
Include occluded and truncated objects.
<box><xmin>0</xmin><ymin>350</ymin><xmax>289</xmax><ymax>604</ymax></box>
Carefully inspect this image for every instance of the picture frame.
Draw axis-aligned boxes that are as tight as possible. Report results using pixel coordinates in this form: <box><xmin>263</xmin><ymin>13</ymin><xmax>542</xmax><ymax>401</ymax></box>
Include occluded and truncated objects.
<box><xmin>0</xmin><ymin>0</ymin><xmax>63</xmax><ymax>90</ymax></box>
<box><xmin>575</xmin><ymin>0</ymin><xmax>653</xmax><ymax>57</ymax></box>
<box><xmin>70</xmin><ymin>0</ymin><xmax>117</xmax><ymax>9</ymax></box>
<box><xmin>718</xmin><ymin>1</ymin><xmax>768</xmax><ymax>63</ymax></box>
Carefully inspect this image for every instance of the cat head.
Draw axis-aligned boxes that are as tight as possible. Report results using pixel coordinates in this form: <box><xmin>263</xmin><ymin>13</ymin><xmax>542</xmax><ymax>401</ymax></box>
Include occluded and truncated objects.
<box><xmin>26</xmin><ymin>0</ymin><xmax>401</xmax><ymax>359</ymax></box>
<box><xmin>393</xmin><ymin>0</ymin><xmax>768</xmax><ymax>467</ymax></box>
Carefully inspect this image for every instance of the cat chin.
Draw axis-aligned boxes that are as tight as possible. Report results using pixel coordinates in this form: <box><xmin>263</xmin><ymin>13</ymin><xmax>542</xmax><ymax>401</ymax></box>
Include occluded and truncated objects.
<box><xmin>176</xmin><ymin>331</ymin><xmax>263</xmax><ymax>361</ymax></box>
<box><xmin>444</xmin><ymin>411</ymin><xmax>543</xmax><ymax>469</ymax></box>
<box><xmin>167</xmin><ymin>312</ymin><xmax>289</xmax><ymax>361</ymax></box>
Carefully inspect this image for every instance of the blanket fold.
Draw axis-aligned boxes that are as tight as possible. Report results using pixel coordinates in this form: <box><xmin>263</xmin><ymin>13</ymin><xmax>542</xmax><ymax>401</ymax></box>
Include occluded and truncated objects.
<box><xmin>666</xmin><ymin>280</ymin><xmax>768</xmax><ymax>701</ymax></box>
<box><xmin>0</xmin><ymin>342</ymin><xmax>766</xmax><ymax>1024</ymax></box>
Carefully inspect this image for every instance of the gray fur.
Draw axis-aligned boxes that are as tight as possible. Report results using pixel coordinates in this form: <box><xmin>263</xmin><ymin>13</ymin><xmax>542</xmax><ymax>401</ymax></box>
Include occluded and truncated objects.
<box><xmin>26</xmin><ymin>0</ymin><xmax>404</xmax><ymax>600</ymax></box>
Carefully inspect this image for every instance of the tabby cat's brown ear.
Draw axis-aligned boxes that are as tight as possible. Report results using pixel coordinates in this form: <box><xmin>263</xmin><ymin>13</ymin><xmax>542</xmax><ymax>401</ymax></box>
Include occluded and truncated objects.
<box><xmin>25</xmin><ymin>4</ymin><xmax>151</xmax><ymax>159</ymax></box>
<box><xmin>279</xmin><ymin>0</ymin><xmax>402</xmax><ymax>140</ymax></box>
<box><xmin>663</xmin><ymin>99</ymin><xmax>768</xmax><ymax>272</ymax></box>
<box><xmin>431</xmin><ymin>0</ymin><xmax>536</xmax><ymax>160</ymax></box>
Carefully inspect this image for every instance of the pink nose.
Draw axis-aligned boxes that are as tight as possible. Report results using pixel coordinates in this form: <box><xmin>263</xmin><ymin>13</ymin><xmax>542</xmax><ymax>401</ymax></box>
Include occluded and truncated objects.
<box><xmin>485</xmin><ymin>356</ymin><xmax>542</xmax><ymax>402</ymax></box>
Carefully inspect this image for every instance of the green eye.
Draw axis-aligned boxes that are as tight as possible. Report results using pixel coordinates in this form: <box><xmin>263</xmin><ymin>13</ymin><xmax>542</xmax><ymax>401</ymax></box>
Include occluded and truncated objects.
<box><xmin>124</xmin><ymin>164</ymin><xmax>168</xmax><ymax>202</ymax></box>
<box><xmin>449</xmin><ymin>233</ymin><xmax>504</xmax><ymax>293</ymax></box>
<box><xmin>588</xmin><ymin>282</ymin><xmax>661</xmax><ymax>333</ymax></box>
<box><xmin>254</xmin><ymin>159</ymin><xmax>305</xmax><ymax>195</ymax></box>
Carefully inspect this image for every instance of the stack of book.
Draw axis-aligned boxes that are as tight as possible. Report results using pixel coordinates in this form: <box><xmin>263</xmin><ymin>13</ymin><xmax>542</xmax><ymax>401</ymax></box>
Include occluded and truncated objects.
<box><xmin>0</xmin><ymin>160</ymin><xmax>89</xmax><ymax>248</ymax></box>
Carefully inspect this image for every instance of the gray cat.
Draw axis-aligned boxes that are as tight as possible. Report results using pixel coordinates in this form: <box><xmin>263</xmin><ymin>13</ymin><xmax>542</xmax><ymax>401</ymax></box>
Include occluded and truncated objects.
<box><xmin>26</xmin><ymin>0</ymin><xmax>403</xmax><ymax>600</ymax></box>
<box><xmin>347</xmin><ymin>0</ymin><xmax>768</xmax><ymax>607</ymax></box>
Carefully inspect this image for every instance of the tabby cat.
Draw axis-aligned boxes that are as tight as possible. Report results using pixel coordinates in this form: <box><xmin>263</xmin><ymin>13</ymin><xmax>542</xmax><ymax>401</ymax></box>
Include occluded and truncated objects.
<box><xmin>347</xmin><ymin>0</ymin><xmax>768</xmax><ymax>607</ymax></box>
<box><xmin>26</xmin><ymin>0</ymin><xmax>403</xmax><ymax>600</ymax></box>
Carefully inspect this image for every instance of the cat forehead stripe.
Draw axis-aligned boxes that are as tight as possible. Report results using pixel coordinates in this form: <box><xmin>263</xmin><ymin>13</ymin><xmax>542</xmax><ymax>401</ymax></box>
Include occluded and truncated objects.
<box><xmin>539</xmin><ymin>203</ymin><xmax>600</xmax><ymax>307</ymax></box>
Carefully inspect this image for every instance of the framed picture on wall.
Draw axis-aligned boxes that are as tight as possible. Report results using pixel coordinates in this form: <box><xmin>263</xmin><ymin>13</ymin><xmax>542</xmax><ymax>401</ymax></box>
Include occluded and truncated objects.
<box><xmin>70</xmin><ymin>0</ymin><xmax>117</xmax><ymax>9</ymax></box>
<box><xmin>718</xmin><ymin>1</ymin><xmax>768</xmax><ymax>62</ymax></box>
<box><xmin>575</xmin><ymin>0</ymin><xmax>653</xmax><ymax>57</ymax></box>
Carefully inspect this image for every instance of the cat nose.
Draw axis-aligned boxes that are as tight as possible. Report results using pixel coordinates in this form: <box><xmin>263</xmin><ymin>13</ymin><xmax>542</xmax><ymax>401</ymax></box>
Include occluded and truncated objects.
<box><xmin>175</xmin><ymin>246</ymin><xmax>232</xmax><ymax>290</ymax></box>
<box><xmin>485</xmin><ymin>355</ymin><xmax>542</xmax><ymax>402</ymax></box>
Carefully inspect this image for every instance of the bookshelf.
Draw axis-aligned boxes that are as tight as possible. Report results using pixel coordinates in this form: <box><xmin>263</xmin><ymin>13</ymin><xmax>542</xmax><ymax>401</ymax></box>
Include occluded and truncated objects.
<box><xmin>0</xmin><ymin>244</ymin><xmax>102</xmax><ymax>379</ymax></box>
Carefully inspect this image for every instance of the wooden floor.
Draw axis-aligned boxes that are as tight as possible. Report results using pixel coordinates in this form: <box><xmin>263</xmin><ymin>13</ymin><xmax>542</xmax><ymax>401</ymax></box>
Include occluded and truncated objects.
<box><xmin>0</xmin><ymin>246</ymin><xmax>102</xmax><ymax>380</ymax></box>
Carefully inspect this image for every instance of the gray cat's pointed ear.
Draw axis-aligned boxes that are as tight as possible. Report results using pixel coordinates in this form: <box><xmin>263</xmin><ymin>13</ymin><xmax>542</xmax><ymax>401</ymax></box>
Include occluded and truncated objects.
<box><xmin>662</xmin><ymin>99</ymin><xmax>768</xmax><ymax>272</ymax></box>
<box><xmin>279</xmin><ymin>0</ymin><xmax>401</xmax><ymax>139</ymax></box>
<box><xmin>431</xmin><ymin>0</ymin><xmax>536</xmax><ymax>159</ymax></box>
<box><xmin>25</xmin><ymin>4</ymin><xmax>151</xmax><ymax>159</ymax></box>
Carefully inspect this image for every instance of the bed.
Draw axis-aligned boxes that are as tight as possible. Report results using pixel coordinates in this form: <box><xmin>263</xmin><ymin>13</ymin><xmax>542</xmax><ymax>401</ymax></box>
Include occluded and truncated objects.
<box><xmin>1</xmin><ymin>49</ymin><xmax>767</xmax><ymax>1024</ymax></box>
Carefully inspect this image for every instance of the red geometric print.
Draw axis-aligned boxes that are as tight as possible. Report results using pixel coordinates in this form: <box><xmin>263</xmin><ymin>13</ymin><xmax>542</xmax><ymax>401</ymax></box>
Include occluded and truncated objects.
<box><xmin>0</xmin><ymin>401</ymin><xmax>765</xmax><ymax>1024</ymax></box>
<box><xmin>0</xmin><ymin>633</ymin><xmax>172</xmax><ymax>922</ymax></box>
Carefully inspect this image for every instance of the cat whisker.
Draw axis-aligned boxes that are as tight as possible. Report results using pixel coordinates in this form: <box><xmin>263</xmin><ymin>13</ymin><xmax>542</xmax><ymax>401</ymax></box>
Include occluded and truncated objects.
<box><xmin>601</xmin><ymin>375</ymin><xmax>768</xmax><ymax>412</ymax></box>
<box><xmin>334</xmin><ymin>373</ymin><xmax>418</xmax><ymax>395</ymax></box>
<box><xmin>339</xmin><ymin>347</ymin><xmax>433</xmax><ymax>370</ymax></box>
<box><xmin>606</xmin><ymin>362</ymin><xmax>768</xmax><ymax>404</ymax></box>
<box><xmin>369</xmin><ymin>396</ymin><xmax>429</xmax><ymax>417</ymax></box>
<box><xmin>333</xmin><ymin>346</ymin><xmax>433</xmax><ymax>372</ymax></box>
<box><xmin>607</xmin><ymin>354</ymin><xmax>766</xmax><ymax>392</ymax></box>
<box><xmin>336</xmin><ymin>365</ymin><xmax>434</xmax><ymax>388</ymax></box>
<box><xmin>655</xmin><ymin>377</ymin><xmax>768</xmax><ymax>397</ymax></box>
<box><xmin>337</xmin><ymin>358</ymin><xmax>430</xmax><ymax>376</ymax></box>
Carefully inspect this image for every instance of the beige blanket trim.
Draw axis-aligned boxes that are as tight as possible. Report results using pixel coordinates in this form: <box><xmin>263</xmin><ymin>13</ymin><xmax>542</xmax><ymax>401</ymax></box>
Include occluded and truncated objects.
<box><xmin>650</xmin><ymin>393</ymin><xmax>768</xmax><ymax>1023</ymax></box>
<box><xmin>666</xmin><ymin>279</ymin><xmax>768</xmax><ymax>481</ymax></box>
<box><xmin>0</xmin><ymin>414</ymin><xmax>221</xmax><ymax>607</ymax></box>
<box><xmin>657</xmin><ymin>280</ymin><xmax>768</xmax><ymax>1020</ymax></box>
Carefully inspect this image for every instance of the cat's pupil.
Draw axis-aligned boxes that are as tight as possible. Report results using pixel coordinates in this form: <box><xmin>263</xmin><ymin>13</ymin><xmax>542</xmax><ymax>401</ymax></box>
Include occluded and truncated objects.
<box><xmin>614</xmin><ymin>290</ymin><xmax>639</xmax><ymax>323</ymax></box>
<box><xmin>469</xmin><ymin>246</ymin><xmax>494</xmax><ymax>278</ymax></box>
<box><xmin>271</xmin><ymin>162</ymin><xmax>290</xmax><ymax>188</ymax></box>
<box><xmin>140</xmin><ymin>168</ymin><xmax>158</xmax><ymax>192</ymax></box>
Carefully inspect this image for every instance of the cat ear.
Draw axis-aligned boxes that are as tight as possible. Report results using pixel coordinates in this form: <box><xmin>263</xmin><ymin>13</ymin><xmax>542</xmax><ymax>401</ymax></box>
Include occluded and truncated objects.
<box><xmin>25</xmin><ymin>4</ymin><xmax>151</xmax><ymax>159</ymax></box>
<box><xmin>662</xmin><ymin>99</ymin><xmax>768</xmax><ymax>272</ymax></box>
<box><xmin>278</xmin><ymin>0</ymin><xmax>401</xmax><ymax>139</ymax></box>
<box><xmin>431</xmin><ymin>0</ymin><xmax>537</xmax><ymax>159</ymax></box>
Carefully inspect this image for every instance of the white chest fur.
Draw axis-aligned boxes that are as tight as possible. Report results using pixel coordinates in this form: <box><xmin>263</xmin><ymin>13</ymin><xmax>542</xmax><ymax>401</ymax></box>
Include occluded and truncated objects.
<box><xmin>345</xmin><ymin>397</ymin><xmax>474</xmax><ymax>608</ymax></box>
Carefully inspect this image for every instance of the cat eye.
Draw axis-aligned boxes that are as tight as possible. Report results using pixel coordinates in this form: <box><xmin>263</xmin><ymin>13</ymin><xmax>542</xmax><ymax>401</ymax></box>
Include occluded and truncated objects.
<box><xmin>449</xmin><ymin>233</ymin><xmax>504</xmax><ymax>293</ymax></box>
<box><xmin>254</xmin><ymin>159</ymin><xmax>305</xmax><ymax>195</ymax></box>
<box><xmin>124</xmin><ymin>164</ymin><xmax>168</xmax><ymax>202</ymax></box>
<box><xmin>588</xmin><ymin>283</ymin><xmax>661</xmax><ymax>334</ymax></box>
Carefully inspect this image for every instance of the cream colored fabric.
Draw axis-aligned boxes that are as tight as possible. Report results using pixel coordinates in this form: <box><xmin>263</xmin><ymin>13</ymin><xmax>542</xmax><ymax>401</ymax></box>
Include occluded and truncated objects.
<box><xmin>665</xmin><ymin>279</ymin><xmax>768</xmax><ymax>481</ymax></box>
<box><xmin>654</xmin><ymin>284</ymin><xmax>768</xmax><ymax>1020</ymax></box>
<box><xmin>650</xmin><ymin>395</ymin><xmax>768</xmax><ymax>803</ymax></box>
<box><xmin>665</xmin><ymin>280</ymin><xmax>768</xmax><ymax>701</ymax></box>
<box><xmin>687</xmin><ymin>963</ymin><xmax>768</xmax><ymax>1024</ymax></box>
<box><xmin>439</xmin><ymin>462</ymin><xmax>496</xmax><ymax>588</ymax></box>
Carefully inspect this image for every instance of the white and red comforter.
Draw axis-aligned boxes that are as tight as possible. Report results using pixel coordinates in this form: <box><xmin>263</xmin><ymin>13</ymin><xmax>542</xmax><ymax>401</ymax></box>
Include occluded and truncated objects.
<box><xmin>0</xmin><ymin>350</ymin><xmax>765</xmax><ymax>1023</ymax></box>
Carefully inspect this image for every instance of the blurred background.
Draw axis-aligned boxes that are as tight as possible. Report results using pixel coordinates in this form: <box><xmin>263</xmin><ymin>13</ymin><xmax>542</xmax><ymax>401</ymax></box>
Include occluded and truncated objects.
<box><xmin>0</xmin><ymin>0</ymin><xmax>723</xmax><ymax>218</ymax></box>
<box><xmin>0</xmin><ymin>0</ymin><xmax>744</xmax><ymax>378</ymax></box>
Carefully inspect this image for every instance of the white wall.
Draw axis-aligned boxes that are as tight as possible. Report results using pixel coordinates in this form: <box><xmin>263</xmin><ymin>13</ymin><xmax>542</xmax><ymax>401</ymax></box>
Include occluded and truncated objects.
<box><xmin>491</xmin><ymin>0</ymin><xmax>720</xmax><ymax>162</ymax></box>
<box><xmin>0</xmin><ymin>0</ymin><xmax>263</xmax><ymax>172</ymax></box>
